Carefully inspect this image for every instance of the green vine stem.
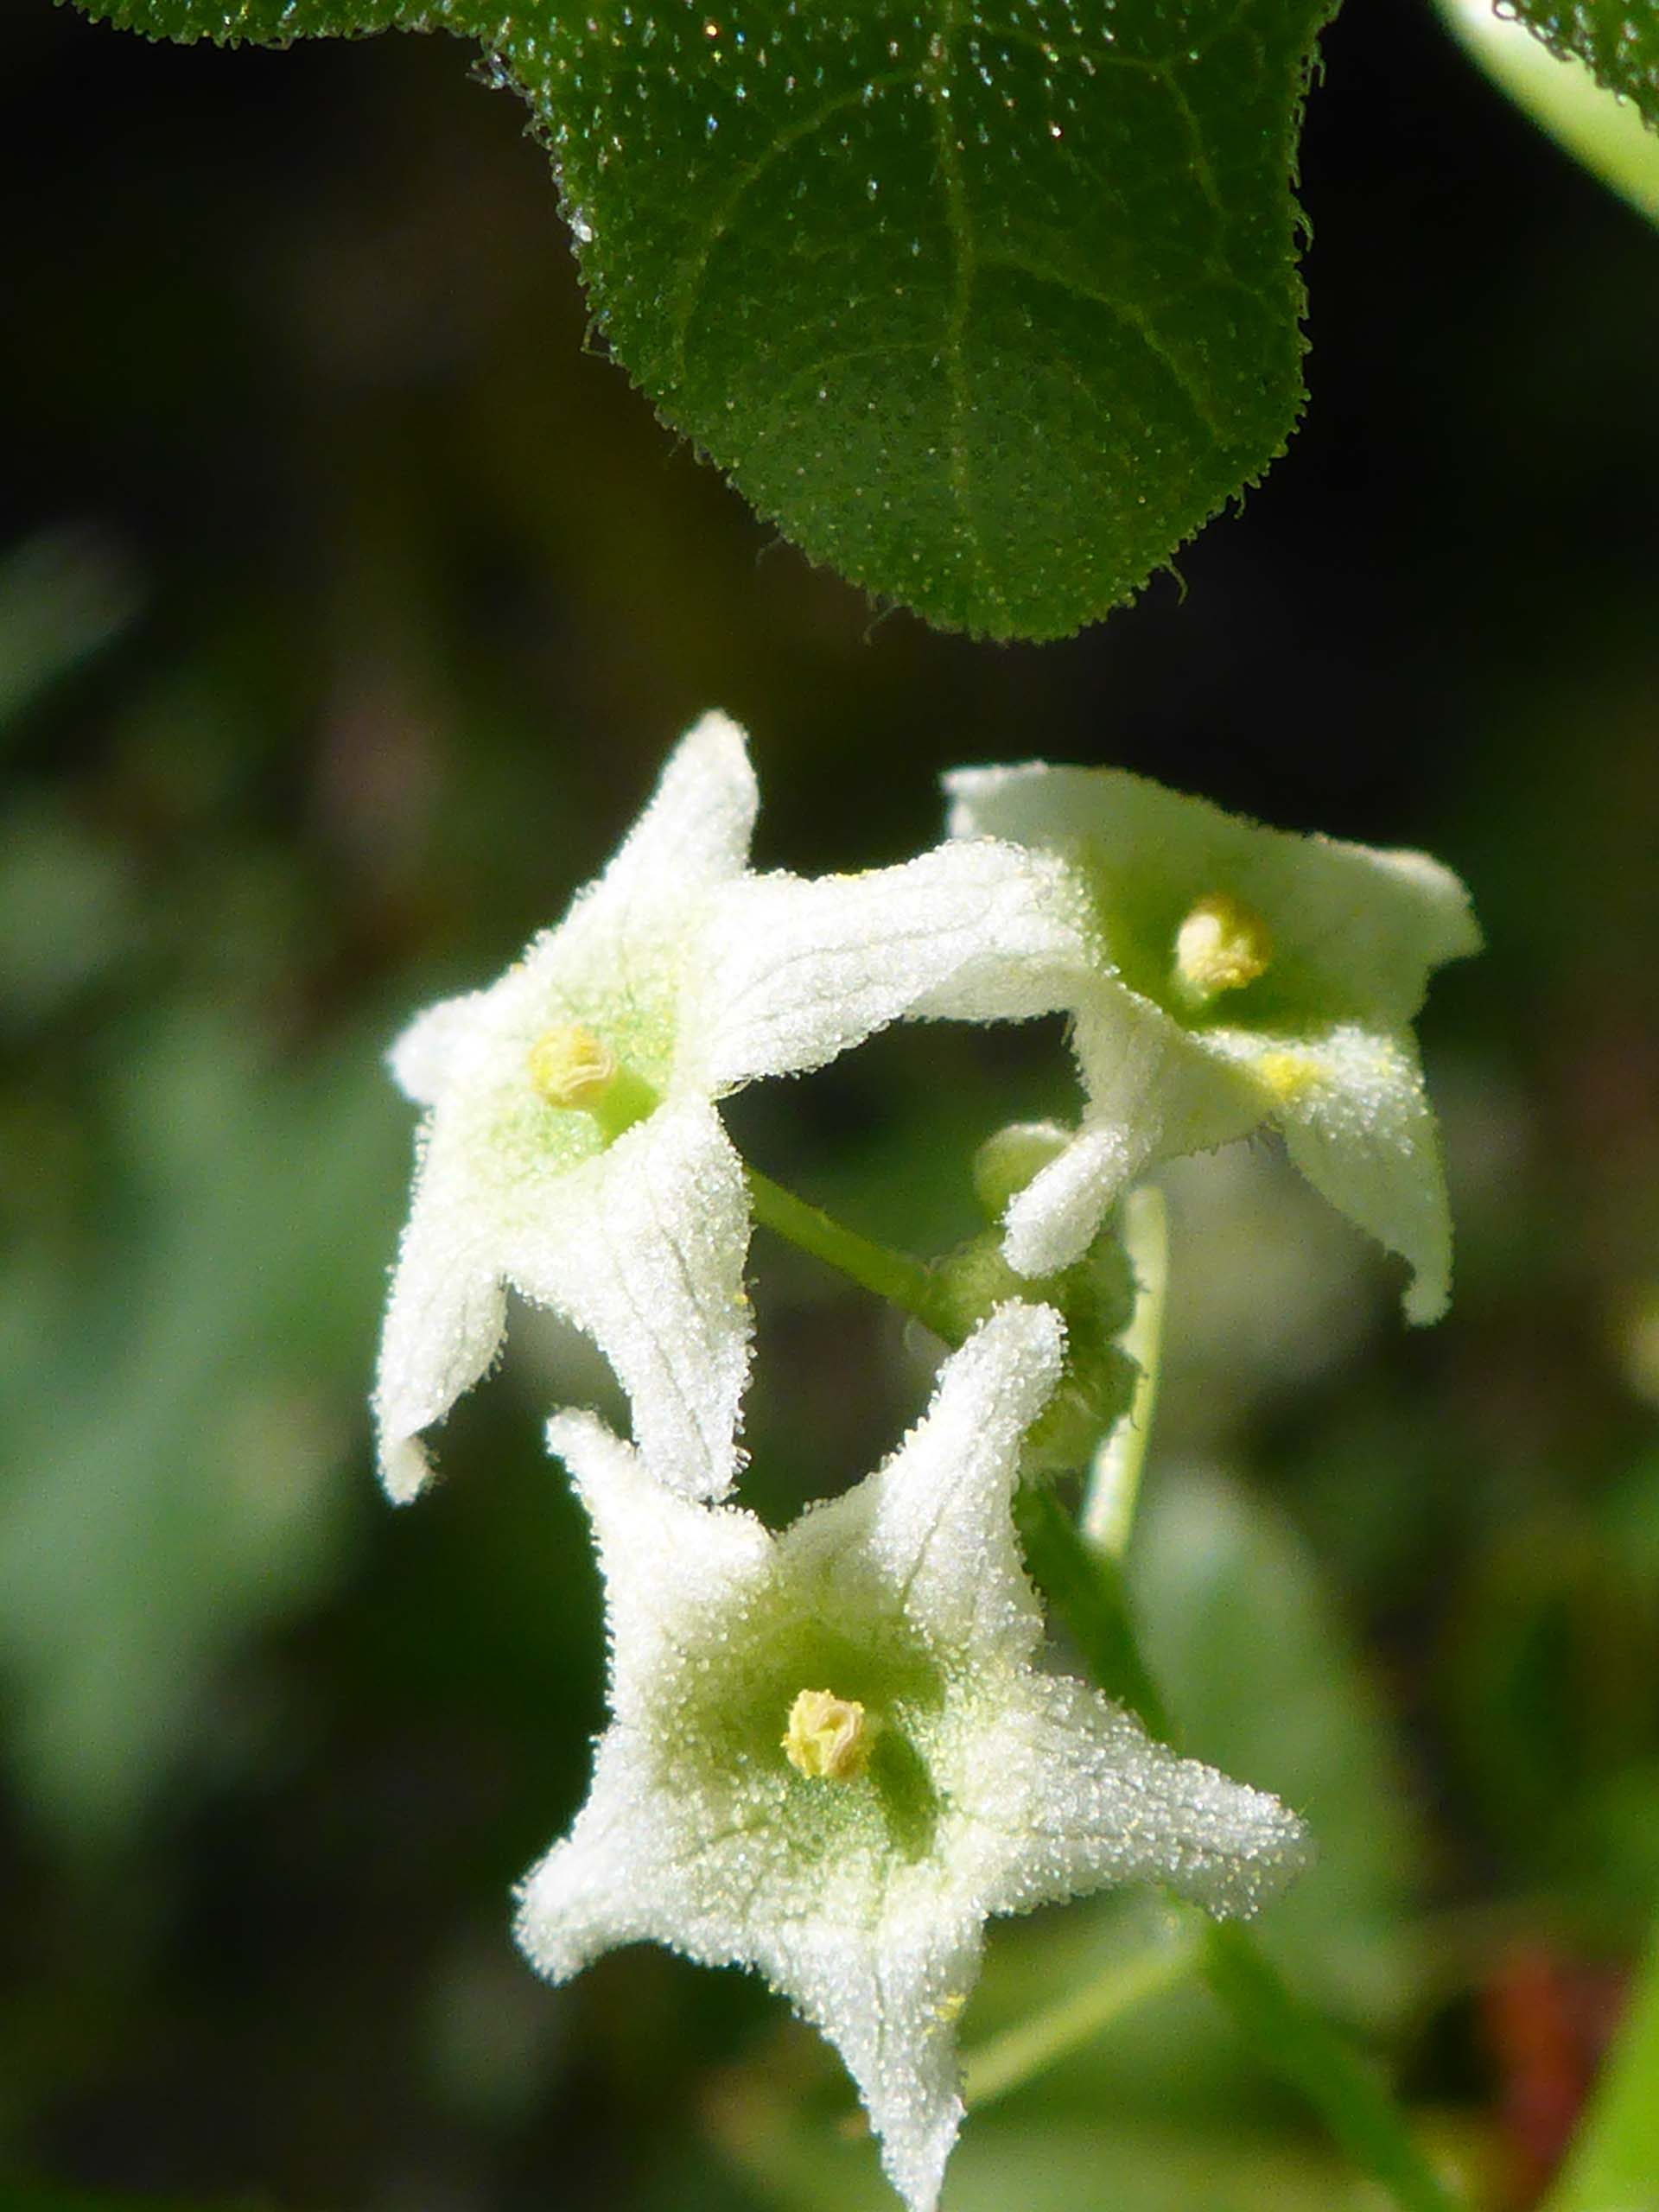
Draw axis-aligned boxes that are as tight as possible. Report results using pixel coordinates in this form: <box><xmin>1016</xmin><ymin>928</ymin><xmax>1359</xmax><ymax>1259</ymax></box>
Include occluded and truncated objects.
<box><xmin>1081</xmin><ymin>1182</ymin><xmax>1169</xmax><ymax>1557</ymax></box>
<box><xmin>1201</xmin><ymin>1924</ymin><xmax>1462</xmax><ymax>2212</ymax></box>
<box><xmin>746</xmin><ymin>1167</ymin><xmax>948</xmax><ymax>1336</ymax></box>
<box><xmin>1015</xmin><ymin>1484</ymin><xmax>1173</xmax><ymax>1742</ymax></box>
<box><xmin>1541</xmin><ymin>1913</ymin><xmax>1659</xmax><ymax>2212</ymax></box>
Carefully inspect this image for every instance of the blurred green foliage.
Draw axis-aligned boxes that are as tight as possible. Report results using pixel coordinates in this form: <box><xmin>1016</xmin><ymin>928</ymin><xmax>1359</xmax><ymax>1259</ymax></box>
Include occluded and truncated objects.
<box><xmin>3</xmin><ymin>2</ymin><xmax>1659</xmax><ymax>2209</ymax></box>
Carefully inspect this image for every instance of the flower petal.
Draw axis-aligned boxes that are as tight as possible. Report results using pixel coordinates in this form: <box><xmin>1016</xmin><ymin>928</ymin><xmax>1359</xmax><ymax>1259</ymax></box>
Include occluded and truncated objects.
<box><xmin>947</xmin><ymin>762</ymin><xmax>1479</xmax><ymax>1027</ymax></box>
<box><xmin>386</xmin><ymin>988</ymin><xmax>491</xmax><ymax>1107</ymax></box>
<box><xmin>504</xmin><ymin>1101</ymin><xmax>753</xmax><ymax>1498</ymax></box>
<box><xmin>1001</xmin><ymin>1123</ymin><xmax>1147</xmax><ymax>1280</ymax></box>
<box><xmin>514</xmin><ymin>1735</ymin><xmax>666</xmax><ymax>1982</ymax></box>
<box><xmin>785</xmin><ymin>1303</ymin><xmax>1063</xmax><ymax>1659</ymax></box>
<box><xmin>544</xmin><ymin>1408</ymin><xmax>772</xmax><ymax>1710</ymax></box>
<box><xmin>983</xmin><ymin>1675</ymin><xmax>1309</xmax><ymax>1920</ymax></box>
<box><xmin>372</xmin><ymin>1132</ymin><xmax>508</xmax><ymax>1502</ymax></box>
<box><xmin>691</xmin><ymin>840</ymin><xmax>1087</xmax><ymax>1092</ymax></box>
<box><xmin>1211</xmin><ymin>1022</ymin><xmax>1455</xmax><ymax>1324</ymax></box>
<box><xmin>999</xmin><ymin>990</ymin><xmax>1262</xmax><ymax>1277</ymax></box>
<box><xmin>559</xmin><ymin>709</ymin><xmax>757</xmax><ymax>971</ymax></box>
<box><xmin>755</xmin><ymin>1917</ymin><xmax>980</xmax><ymax>2212</ymax></box>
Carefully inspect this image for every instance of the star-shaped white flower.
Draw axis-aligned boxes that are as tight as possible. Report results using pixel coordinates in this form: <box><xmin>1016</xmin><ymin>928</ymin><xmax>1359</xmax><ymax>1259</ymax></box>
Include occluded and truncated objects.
<box><xmin>945</xmin><ymin>765</ymin><xmax>1481</xmax><ymax>1321</ymax></box>
<box><xmin>374</xmin><ymin>712</ymin><xmax>1087</xmax><ymax>1503</ymax></box>
<box><xmin>516</xmin><ymin>1303</ymin><xmax>1306</xmax><ymax>2212</ymax></box>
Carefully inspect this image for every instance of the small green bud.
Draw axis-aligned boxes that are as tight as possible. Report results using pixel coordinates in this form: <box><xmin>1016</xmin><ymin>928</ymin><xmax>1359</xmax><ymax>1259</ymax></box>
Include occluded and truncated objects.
<box><xmin>972</xmin><ymin>1121</ymin><xmax>1069</xmax><ymax>1220</ymax></box>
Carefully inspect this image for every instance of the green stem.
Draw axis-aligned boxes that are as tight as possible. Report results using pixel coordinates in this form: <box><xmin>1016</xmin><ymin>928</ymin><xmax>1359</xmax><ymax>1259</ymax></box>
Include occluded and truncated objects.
<box><xmin>1016</xmin><ymin>1483</ymin><xmax>1173</xmax><ymax>1741</ymax></box>
<box><xmin>961</xmin><ymin>1925</ymin><xmax>1202</xmax><ymax>2109</ymax></box>
<box><xmin>1543</xmin><ymin>1916</ymin><xmax>1659</xmax><ymax>2212</ymax></box>
<box><xmin>1201</xmin><ymin>1923</ymin><xmax>1462</xmax><ymax>2212</ymax></box>
<box><xmin>1080</xmin><ymin>1183</ymin><xmax>1168</xmax><ymax>1556</ymax></box>
<box><xmin>746</xmin><ymin>1167</ymin><xmax>949</xmax><ymax>1335</ymax></box>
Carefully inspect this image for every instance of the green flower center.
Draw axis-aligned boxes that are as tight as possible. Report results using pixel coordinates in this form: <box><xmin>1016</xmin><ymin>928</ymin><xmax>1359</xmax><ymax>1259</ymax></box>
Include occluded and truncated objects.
<box><xmin>658</xmin><ymin>1590</ymin><xmax>950</xmax><ymax>1866</ymax></box>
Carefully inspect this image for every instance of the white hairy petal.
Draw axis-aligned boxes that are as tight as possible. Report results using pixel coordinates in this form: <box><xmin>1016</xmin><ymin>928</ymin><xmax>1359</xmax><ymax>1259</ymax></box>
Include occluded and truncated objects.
<box><xmin>387</xmin><ymin>989</ymin><xmax>492</xmax><ymax>1108</ymax></box>
<box><xmin>1000</xmin><ymin>993</ymin><xmax>1262</xmax><ymax>1278</ymax></box>
<box><xmin>505</xmin><ymin>1103</ymin><xmax>753</xmax><ymax>1499</ymax></box>
<box><xmin>945</xmin><ymin>760</ymin><xmax>1477</xmax><ymax>1318</ymax></box>
<box><xmin>545</xmin><ymin>1404</ymin><xmax>772</xmax><ymax>1693</ymax></box>
<box><xmin>517</xmin><ymin>1313</ymin><xmax>1308</xmax><ymax>2212</ymax></box>
<box><xmin>945</xmin><ymin>760</ymin><xmax>1479</xmax><ymax>1027</ymax></box>
<box><xmin>784</xmin><ymin>1301</ymin><xmax>1062</xmax><ymax>1658</ymax></box>
<box><xmin>569</xmin><ymin>708</ymin><xmax>758</xmax><ymax>950</ymax></box>
<box><xmin>372</xmin><ymin>1133</ymin><xmax>510</xmax><ymax>1503</ymax></box>
<box><xmin>756</xmin><ymin>1919</ymin><xmax>978</xmax><ymax>2212</ymax></box>
<box><xmin>1210</xmin><ymin>1022</ymin><xmax>1455</xmax><ymax>1324</ymax></box>
<box><xmin>980</xmin><ymin>1675</ymin><xmax>1310</xmax><ymax>1920</ymax></box>
<box><xmin>691</xmin><ymin>840</ymin><xmax>1088</xmax><ymax>1092</ymax></box>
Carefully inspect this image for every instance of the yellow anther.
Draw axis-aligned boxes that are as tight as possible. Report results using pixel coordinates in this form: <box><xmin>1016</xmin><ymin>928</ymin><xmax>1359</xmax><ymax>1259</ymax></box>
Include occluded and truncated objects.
<box><xmin>782</xmin><ymin>1689</ymin><xmax>874</xmax><ymax>1782</ymax></box>
<box><xmin>1255</xmin><ymin>1048</ymin><xmax>1319</xmax><ymax>1103</ymax></box>
<box><xmin>1173</xmin><ymin>892</ymin><xmax>1274</xmax><ymax>1001</ymax></box>
<box><xmin>527</xmin><ymin>1025</ymin><xmax>618</xmax><ymax>1110</ymax></box>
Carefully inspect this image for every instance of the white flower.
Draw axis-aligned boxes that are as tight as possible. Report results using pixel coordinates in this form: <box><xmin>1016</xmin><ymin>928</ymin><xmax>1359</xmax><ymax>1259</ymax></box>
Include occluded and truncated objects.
<box><xmin>374</xmin><ymin>712</ymin><xmax>1086</xmax><ymax>1503</ymax></box>
<box><xmin>516</xmin><ymin>1303</ymin><xmax>1306</xmax><ymax>2212</ymax></box>
<box><xmin>945</xmin><ymin>765</ymin><xmax>1481</xmax><ymax>1320</ymax></box>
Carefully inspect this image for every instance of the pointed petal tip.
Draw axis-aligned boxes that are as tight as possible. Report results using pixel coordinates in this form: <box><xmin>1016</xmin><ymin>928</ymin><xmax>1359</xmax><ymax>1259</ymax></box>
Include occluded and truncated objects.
<box><xmin>544</xmin><ymin>1405</ymin><xmax>628</xmax><ymax>1474</ymax></box>
<box><xmin>680</xmin><ymin>704</ymin><xmax>749</xmax><ymax>751</ymax></box>
<box><xmin>1402</xmin><ymin>1269</ymin><xmax>1451</xmax><ymax>1328</ymax></box>
<box><xmin>1232</xmin><ymin>1813</ymin><xmax>1315</xmax><ymax>1920</ymax></box>
<box><xmin>880</xmin><ymin>2107</ymin><xmax>960</xmax><ymax>2212</ymax></box>
<box><xmin>380</xmin><ymin>1430</ymin><xmax>435</xmax><ymax>1505</ymax></box>
<box><xmin>511</xmin><ymin>1856</ymin><xmax>594</xmax><ymax>1989</ymax></box>
<box><xmin>1189</xmin><ymin>1776</ymin><xmax>1314</xmax><ymax>1922</ymax></box>
<box><xmin>997</xmin><ymin>1128</ymin><xmax>1126</xmax><ymax>1280</ymax></box>
<box><xmin>670</xmin><ymin>706</ymin><xmax>754</xmax><ymax>793</ymax></box>
<box><xmin>974</xmin><ymin>1294</ymin><xmax>1066</xmax><ymax>1382</ymax></box>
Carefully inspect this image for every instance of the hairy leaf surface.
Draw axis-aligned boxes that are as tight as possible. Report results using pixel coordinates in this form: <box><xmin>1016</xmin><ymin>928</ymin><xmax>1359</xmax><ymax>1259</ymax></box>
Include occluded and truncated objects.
<box><xmin>1508</xmin><ymin>0</ymin><xmax>1659</xmax><ymax>126</ymax></box>
<box><xmin>72</xmin><ymin>0</ymin><xmax>1340</xmax><ymax>639</ymax></box>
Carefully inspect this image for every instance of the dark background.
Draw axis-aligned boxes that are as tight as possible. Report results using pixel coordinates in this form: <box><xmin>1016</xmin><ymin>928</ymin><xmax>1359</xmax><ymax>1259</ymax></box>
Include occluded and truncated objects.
<box><xmin>2</xmin><ymin>3</ymin><xmax>1657</xmax><ymax>2207</ymax></box>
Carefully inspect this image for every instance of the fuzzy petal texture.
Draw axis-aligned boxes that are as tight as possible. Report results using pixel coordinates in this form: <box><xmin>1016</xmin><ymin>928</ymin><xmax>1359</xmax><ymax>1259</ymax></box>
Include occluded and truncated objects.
<box><xmin>377</xmin><ymin>716</ymin><xmax>1122</xmax><ymax>1501</ymax></box>
<box><xmin>690</xmin><ymin>839</ymin><xmax>1089</xmax><ymax>1093</ymax></box>
<box><xmin>564</xmin><ymin>709</ymin><xmax>758</xmax><ymax>958</ymax></box>
<box><xmin>373</xmin><ymin>1131</ymin><xmax>514</xmax><ymax>1504</ymax></box>
<box><xmin>501</xmin><ymin>1102</ymin><xmax>754</xmax><ymax>1499</ymax></box>
<box><xmin>945</xmin><ymin>762</ymin><xmax>1479</xmax><ymax>1027</ymax></box>
<box><xmin>757</xmin><ymin>1917</ymin><xmax>978</xmax><ymax>2212</ymax></box>
<box><xmin>1209</xmin><ymin>1023</ymin><xmax>1455</xmax><ymax>1323</ymax></box>
<box><xmin>1001</xmin><ymin>992</ymin><xmax>1263</xmax><ymax>1277</ymax></box>
<box><xmin>517</xmin><ymin>1306</ymin><xmax>1308</xmax><ymax>2212</ymax></box>
<box><xmin>944</xmin><ymin>761</ymin><xmax>1478</xmax><ymax>1315</ymax></box>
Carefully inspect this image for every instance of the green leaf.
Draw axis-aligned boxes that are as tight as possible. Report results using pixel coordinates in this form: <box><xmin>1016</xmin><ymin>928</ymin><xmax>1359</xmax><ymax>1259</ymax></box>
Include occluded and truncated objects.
<box><xmin>70</xmin><ymin>0</ymin><xmax>1340</xmax><ymax>641</ymax></box>
<box><xmin>0</xmin><ymin>1009</ymin><xmax>402</xmax><ymax>1843</ymax></box>
<box><xmin>514</xmin><ymin>2</ymin><xmax>1341</xmax><ymax>639</ymax></box>
<box><xmin>1544</xmin><ymin>1917</ymin><xmax>1659</xmax><ymax>2212</ymax></box>
<box><xmin>73</xmin><ymin>0</ymin><xmax>473</xmax><ymax>41</ymax></box>
<box><xmin>1437</xmin><ymin>0</ymin><xmax>1659</xmax><ymax>225</ymax></box>
<box><xmin>1502</xmin><ymin>0</ymin><xmax>1659</xmax><ymax>129</ymax></box>
<box><xmin>1130</xmin><ymin>1469</ymin><xmax>1428</xmax><ymax>2028</ymax></box>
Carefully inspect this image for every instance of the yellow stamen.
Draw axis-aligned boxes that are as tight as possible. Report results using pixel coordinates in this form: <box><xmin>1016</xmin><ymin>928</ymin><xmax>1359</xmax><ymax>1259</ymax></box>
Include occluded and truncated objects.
<box><xmin>1173</xmin><ymin>892</ymin><xmax>1274</xmax><ymax>1001</ymax></box>
<box><xmin>527</xmin><ymin>1024</ymin><xmax>619</xmax><ymax>1110</ymax></box>
<box><xmin>782</xmin><ymin>1689</ymin><xmax>874</xmax><ymax>1782</ymax></box>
